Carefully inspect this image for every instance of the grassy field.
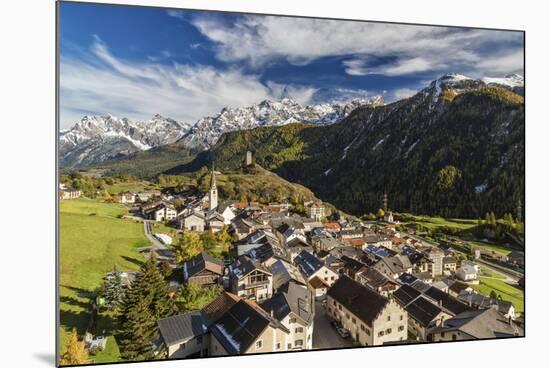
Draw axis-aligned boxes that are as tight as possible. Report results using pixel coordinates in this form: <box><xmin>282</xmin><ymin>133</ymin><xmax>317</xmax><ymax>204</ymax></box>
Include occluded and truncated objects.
<box><xmin>403</xmin><ymin>214</ymin><xmax>478</xmax><ymax>230</ymax></box>
<box><xmin>59</xmin><ymin>198</ymin><xmax>149</xmax><ymax>364</ymax></box>
<box><xmin>479</xmin><ymin>267</ymin><xmax>506</xmax><ymax>279</ymax></box>
<box><xmin>471</xmin><ymin>277</ymin><xmax>524</xmax><ymax>313</ymax></box>
<box><xmin>106</xmin><ymin>181</ymin><xmax>157</xmax><ymax>194</ymax></box>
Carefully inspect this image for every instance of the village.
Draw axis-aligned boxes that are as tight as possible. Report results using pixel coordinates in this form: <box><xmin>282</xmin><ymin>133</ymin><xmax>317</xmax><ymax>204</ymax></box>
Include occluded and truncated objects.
<box><xmin>59</xmin><ymin>153</ymin><xmax>525</xmax><ymax>361</ymax></box>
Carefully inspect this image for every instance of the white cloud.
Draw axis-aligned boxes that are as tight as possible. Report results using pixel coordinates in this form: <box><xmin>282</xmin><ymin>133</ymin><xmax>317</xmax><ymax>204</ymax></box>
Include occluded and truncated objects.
<box><xmin>391</xmin><ymin>88</ymin><xmax>419</xmax><ymax>101</ymax></box>
<box><xmin>190</xmin><ymin>14</ymin><xmax>523</xmax><ymax>76</ymax></box>
<box><xmin>59</xmin><ymin>37</ymin><xmax>318</xmax><ymax>129</ymax></box>
<box><xmin>476</xmin><ymin>49</ymin><xmax>524</xmax><ymax>75</ymax></box>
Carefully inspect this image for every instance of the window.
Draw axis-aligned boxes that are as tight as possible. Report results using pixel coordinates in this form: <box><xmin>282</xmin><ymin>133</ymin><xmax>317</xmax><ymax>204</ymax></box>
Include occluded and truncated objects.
<box><xmin>452</xmin><ymin>334</ymin><xmax>457</xmax><ymax>341</ymax></box>
<box><xmin>289</xmin><ymin>317</ymin><xmax>296</xmax><ymax>324</ymax></box>
<box><xmin>196</xmin><ymin>336</ymin><xmax>203</xmax><ymax>345</ymax></box>
<box><xmin>338</xmin><ymin>305</ymin><xmax>342</xmax><ymax>311</ymax></box>
<box><xmin>360</xmin><ymin>324</ymin><xmax>366</xmax><ymax>332</ymax></box>
<box><xmin>333</xmin><ymin>300</ymin><xmax>336</xmax><ymax>306</ymax></box>
<box><xmin>180</xmin><ymin>342</ymin><xmax>186</xmax><ymax>349</ymax></box>
<box><xmin>400</xmin><ymin>315</ymin><xmax>404</xmax><ymax>321</ymax></box>
<box><xmin>295</xmin><ymin>339</ymin><xmax>303</xmax><ymax>346</ymax></box>
<box><xmin>295</xmin><ymin>327</ymin><xmax>304</xmax><ymax>333</ymax></box>
<box><xmin>386</xmin><ymin>328</ymin><xmax>392</xmax><ymax>334</ymax></box>
<box><xmin>307</xmin><ymin>334</ymin><xmax>311</xmax><ymax>341</ymax></box>
<box><xmin>398</xmin><ymin>326</ymin><xmax>404</xmax><ymax>332</ymax></box>
<box><xmin>441</xmin><ymin>332</ymin><xmax>445</xmax><ymax>338</ymax></box>
<box><xmin>324</xmin><ymin>277</ymin><xmax>328</xmax><ymax>281</ymax></box>
<box><xmin>346</xmin><ymin>313</ymin><xmax>350</xmax><ymax>320</ymax></box>
<box><xmin>288</xmin><ymin>343</ymin><xmax>292</xmax><ymax>349</ymax></box>
<box><xmin>276</xmin><ymin>343</ymin><xmax>281</xmax><ymax>350</ymax></box>
<box><xmin>331</xmin><ymin>276</ymin><xmax>335</xmax><ymax>280</ymax></box>
<box><xmin>352</xmin><ymin>317</ymin><xmax>356</xmax><ymax>324</ymax></box>
<box><xmin>378</xmin><ymin>331</ymin><xmax>384</xmax><ymax>337</ymax></box>
<box><xmin>387</xmin><ymin>316</ymin><xmax>391</xmax><ymax>321</ymax></box>
<box><xmin>255</xmin><ymin>340</ymin><xmax>263</xmax><ymax>349</ymax></box>
<box><xmin>328</xmin><ymin>307</ymin><xmax>332</xmax><ymax>313</ymax></box>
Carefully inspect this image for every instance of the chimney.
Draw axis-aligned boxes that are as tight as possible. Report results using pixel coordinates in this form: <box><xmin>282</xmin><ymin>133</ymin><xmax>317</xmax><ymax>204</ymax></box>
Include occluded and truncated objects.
<box><xmin>438</xmin><ymin>300</ymin><xmax>443</xmax><ymax>307</ymax></box>
<box><xmin>270</xmin><ymin>309</ymin><xmax>274</xmax><ymax>318</ymax></box>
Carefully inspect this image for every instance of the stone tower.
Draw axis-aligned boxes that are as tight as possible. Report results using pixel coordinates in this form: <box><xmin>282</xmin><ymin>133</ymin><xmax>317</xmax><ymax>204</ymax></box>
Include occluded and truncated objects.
<box><xmin>383</xmin><ymin>192</ymin><xmax>388</xmax><ymax>212</ymax></box>
<box><xmin>208</xmin><ymin>166</ymin><xmax>218</xmax><ymax>211</ymax></box>
<box><xmin>245</xmin><ymin>150</ymin><xmax>253</xmax><ymax>166</ymax></box>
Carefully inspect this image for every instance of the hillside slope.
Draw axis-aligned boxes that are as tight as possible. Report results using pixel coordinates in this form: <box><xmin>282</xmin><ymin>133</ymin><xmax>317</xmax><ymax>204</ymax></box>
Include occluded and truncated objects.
<box><xmin>178</xmin><ymin>77</ymin><xmax>524</xmax><ymax>218</ymax></box>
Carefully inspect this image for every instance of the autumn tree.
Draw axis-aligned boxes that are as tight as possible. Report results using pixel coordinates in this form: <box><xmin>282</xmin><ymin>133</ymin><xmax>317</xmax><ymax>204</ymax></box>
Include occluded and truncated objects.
<box><xmin>176</xmin><ymin>283</ymin><xmax>223</xmax><ymax>312</ymax></box>
<box><xmin>173</xmin><ymin>231</ymin><xmax>204</xmax><ymax>263</ymax></box>
<box><xmin>60</xmin><ymin>328</ymin><xmax>89</xmax><ymax>366</ymax></box>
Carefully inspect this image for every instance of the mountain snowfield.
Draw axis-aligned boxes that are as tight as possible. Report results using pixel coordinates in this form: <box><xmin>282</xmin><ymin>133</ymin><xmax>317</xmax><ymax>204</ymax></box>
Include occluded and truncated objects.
<box><xmin>178</xmin><ymin>97</ymin><xmax>384</xmax><ymax>150</ymax></box>
<box><xmin>59</xmin><ymin>73</ymin><xmax>523</xmax><ymax>168</ymax></box>
<box><xmin>59</xmin><ymin>97</ymin><xmax>383</xmax><ymax>167</ymax></box>
<box><xmin>59</xmin><ymin>114</ymin><xmax>190</xmax><ymax>167</ymax></box>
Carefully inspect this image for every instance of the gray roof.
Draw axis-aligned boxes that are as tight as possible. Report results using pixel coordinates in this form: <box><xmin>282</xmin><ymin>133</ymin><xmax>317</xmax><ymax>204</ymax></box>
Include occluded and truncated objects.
<box><xmin>270</xmin><ymin>259</ymin><xmax>306</xmax><ymax>290</ymax></box>
<box><xmin>260</xmin><ymin>282</ymin><xmax>314</xmax><ymax>326</ymax></box>
<box><xmin>294</xmin><ymin>250</ymin><xmax>325</xmax><ymax>278</ymax></box>
<box><xmin>157</xmin><ymin>311</ymin><xmax>207</xmax><ymax>346</ymax></box>
<box><xmin>228</xmin><ymin>255</ymin><xmax>271</xmax><ymax>279</ymax></box>
<box><xmin>431</xmin><ymin>308</ymin><xmax>523</xmax><ymax>338</ymax></box>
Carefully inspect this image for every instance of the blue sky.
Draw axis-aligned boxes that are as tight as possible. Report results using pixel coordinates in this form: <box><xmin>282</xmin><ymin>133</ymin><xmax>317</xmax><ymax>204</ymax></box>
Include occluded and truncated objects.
<box><xmin>59</xmin><ymin>2</ymin><xmax>524</xmax><ymax>128</ymax></box>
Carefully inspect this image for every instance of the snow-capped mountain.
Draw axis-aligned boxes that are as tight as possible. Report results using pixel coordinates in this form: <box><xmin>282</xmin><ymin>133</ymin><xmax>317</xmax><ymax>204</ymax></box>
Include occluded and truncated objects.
<box><xmin>59</xmin><ymin>114</ymin><xmax>190</xmax><ymax>167</ymax></box>
<box><xmin>422</xmin><ymin>73</ymin><xmax>524</xmax><ymax>105</ymax></box>
<box><xmin>482</xmin><ymin>74</ymin><xmax>524</xmax><ymax>89</ymax></box>
<box><xmin>178</xmin><ymin>97</ymin><xmax>384</xmax><ymax>150</ymax></box>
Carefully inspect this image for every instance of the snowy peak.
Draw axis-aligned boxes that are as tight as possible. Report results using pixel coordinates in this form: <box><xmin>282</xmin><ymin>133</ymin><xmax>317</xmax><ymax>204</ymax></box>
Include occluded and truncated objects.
<box><xmin>59</xmin><ymin>114</ymin><xmax>190</xmax><ymax>167</ymax></box>
<box><xmin>482</xmin><ymin>74</ymin><xmax>524</xmax><ymax>88</ymax></box>
<box><xmin>423</xmin><ymin>73</ymin><xmax>523</xmax><ymax>105</ymax></box>
<box><xmin>178</xmin><ymin>97</ymin><xmax>383</xmax><ymax>150</ymax></box>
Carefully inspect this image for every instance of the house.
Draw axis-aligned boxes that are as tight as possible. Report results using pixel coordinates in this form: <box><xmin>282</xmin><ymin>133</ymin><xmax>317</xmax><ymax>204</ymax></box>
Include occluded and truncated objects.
<box><xmin>306</xmin><ymin>201</ymin><xmax>326</xmax><ymax>221</ymax></box>
<box><xmin>60</xmin><ymin>188</ymin><xmax>81</xmax><ymax>200</ymax></box>
<box><xmin>422</xmin><ymin>286</ymin><xmax>471</xmax><ymax>316</ymax></box>
<box><xmin>269</xmin><ymin>259</ymin><xmax>306</xmax><ymax>291</ymax></box>
<box><xmin>209</xmin><ymin>299</ymin><xmax>290</xmax><ymax>356</ymax></box>
<box><xmin>182</xmin><ymin>252</ymin><xmax>224</xmax><ymax>288</ymax></box>
<box><xmin>341</xmin><ymin>229</ymin><xmax>364</xmax><ymax>240</ymax></box>
<box><xmin>422</xmin><ymin>247</ymin><xmax>445</xmax><ymax>276</ymax></box>
<box><xmin>247</xmin><ymin>242</ymin><xmax>288</xmax><ymax>267</ymax></box>
<box><xmin>181</xmin><ymin>211</ymin><xmax>206</xmax><ymax>233</ymax></box>
<box><xmin>356</xmin><ymin>267</ymin><xmax>399</xmax><ymax>297</ymax></box>
<box><xmin>228</xmin><ymin>256</ymin><xmax>273</xmax><ymax>302</ymax></box>
<box><xmin>144</xmin><ymin>202</ymin><xmax>177</xmax><ymax>222</ymax></box>
<box><xmin>448</xmin><ymin>281</ymin><xmax>473</xmax><ymax>298</ymax></box>
<box><xmin>456</xmin><ymin>265</ymin><xmax>478</xmax><ymax>281</ymax></box>
<box><xmin>458</xmin><ymin>290</ymin><xmax>516</xmax><ymax>320</ymax></box>
<box><xmin>229</xmin><ymin>217</ymin><xmax>256</xmax><ymax>240</ymax></box>
<box><xmin>326</xmin><ymin>276</ymin><xmax>408</xmax><ymax>346</ymax></box>
<box><xmin>260</xmin><ymin>282</ymin><xmax>315</xmax><ymax>350</ymax></box>
<box><xmin>235</xmin><ymin>230</ymin><xmax>281</xmax><ymax>259</ymax></box>
<box><xmin>217</xmin><ymin>202</ymin><xmax>237</xmax><ymax>225</ymax></box>
<box><xmin>428</xmin><ymin>308</ymin><xmax>523</xmax><ymax>341</ymax></box>
<box><xmin>340</xmin><ymin>255</ymin><xmax>367</xmax><ymax>279</ymax></box>
<box><xmin>308</xmin><ymin>276</ymin><xmax>330</xmax><ymax>299</ymax></box>
<box><xmin>373</xmin><ymin>255</ymin><xmax>413</xmax><ymax>279</ymax></box>
<box><xmin>393</xmin><ymin>284</ymin><xmax>452</xmax><ymax>340</ymax></box>
<box><xmin>461</xmin><ymin>260</ymin><xmax>481</xmax><ymax>273</ymax></box>
<box><xmin>206</xmin><ymin>211</ymin><xmax>225</xmax><ymax>233</ymax></box>
<box><xmin>135</xmin><ymin>190</ymin><xmax>160</xmax><ymax>203</ymax></box>
<box><xmin>157</xmin><ymin>311</ymin><xmax>209</xmax><ymax>359</ymax></box>
<box><xmin>119</xmin><ymin>192</ymin><xmax>136</xmax><ymax>204</ymax></box>
<box><xmin>442</xmin><ymin>256</ymin><xmax>457</xmax><ymax>272</ymax></box>
<box><xmin>294</xmin><ymin>250</ymin><xmax>339</xmax><ymax>286</ymax></box>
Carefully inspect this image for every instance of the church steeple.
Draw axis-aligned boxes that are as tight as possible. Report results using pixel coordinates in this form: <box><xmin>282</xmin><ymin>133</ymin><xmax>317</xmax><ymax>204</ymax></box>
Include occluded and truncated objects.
<box><xmin>210</xmin><ymin>164</ymin><xmax>217</xmax><ymax>189</ymax></box>
<box><xmin>208</xmin><ymin>165</ymin><xmax>218</xmax><ymax>211</ymax></box>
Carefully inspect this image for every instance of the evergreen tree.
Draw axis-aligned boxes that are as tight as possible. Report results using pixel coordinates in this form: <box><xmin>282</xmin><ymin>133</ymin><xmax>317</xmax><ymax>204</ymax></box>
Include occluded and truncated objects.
<box><xmin>102</xmin><ymin>265</ymin><xmax>126</xmax><ymax>311</ymax></box>
<box><xmin>118</xmin><ymin>254</ymin><xmax>175</xmax><ymax>360</ymax></box>
<box><xmin>60</xmin><ymin>328</ymin><xmax>89</xmax><ymax>366</ymax></box>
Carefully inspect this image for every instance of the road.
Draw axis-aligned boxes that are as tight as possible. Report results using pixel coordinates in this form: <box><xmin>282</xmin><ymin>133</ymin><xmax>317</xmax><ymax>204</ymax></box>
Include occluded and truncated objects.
<box><xmin>143</xmin><ymin>220</ymin><xmax>166</xmax><ymax>250</ymax></box>
<box><xmin>312</xmin><ymin>300</ymin><xmax>354</xmax><ymax>350</ymax></box>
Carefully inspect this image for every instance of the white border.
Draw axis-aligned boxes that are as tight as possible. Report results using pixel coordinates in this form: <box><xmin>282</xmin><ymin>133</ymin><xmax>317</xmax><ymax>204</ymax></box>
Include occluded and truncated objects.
<box><xmin>0</xmin><ymin>0</ymin><xmax>547</xmax><ymax>367</ymax></box>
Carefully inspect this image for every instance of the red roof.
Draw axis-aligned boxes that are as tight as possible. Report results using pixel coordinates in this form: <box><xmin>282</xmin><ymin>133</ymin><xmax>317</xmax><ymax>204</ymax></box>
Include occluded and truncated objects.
<box><xmin>324</xmin><ymin>222</ymin><xmax>341</xmax><ymax>230</ymax></box>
